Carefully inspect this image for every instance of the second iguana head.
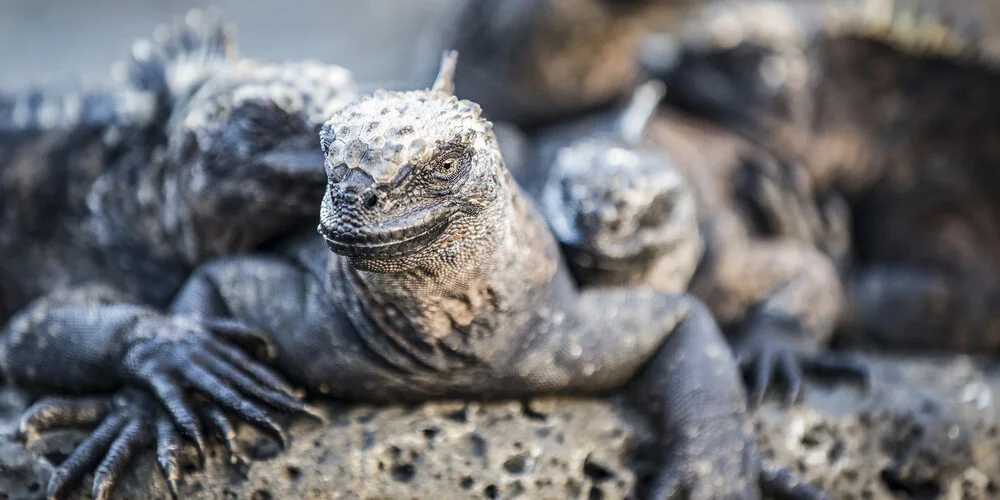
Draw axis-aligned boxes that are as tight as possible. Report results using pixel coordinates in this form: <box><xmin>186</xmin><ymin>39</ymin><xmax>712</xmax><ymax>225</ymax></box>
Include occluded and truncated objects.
<box><xmin>539</xmin><ymin>81</ymin><xmax>703</xmax><ymax>291</ymax></box>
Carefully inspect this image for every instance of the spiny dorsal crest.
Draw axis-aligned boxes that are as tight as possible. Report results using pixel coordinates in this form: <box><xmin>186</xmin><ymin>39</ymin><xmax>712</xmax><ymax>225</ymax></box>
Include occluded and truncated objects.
<box><xmin>111</xmin><ymin>8</ymin><xmax>239</xmax><ymax>98</ymax></box>
<box><xmin>617</xmin><ymin>80</ymin><xmax>667</xmax><ymax>146</ymax></box>
<box><xmin>432</xmin><ymin>50</ymin><xmax>459</xmax><ymax>95</ymax></box>
<box><xmin>679</xmin><ymin>0</ymin><xmax>1000</xmax><ymax>68</ymax></box>
<box><xmin>319</xmin><ymin>50</ymin><xmax>495</xmax><ymax>184</ymax></box>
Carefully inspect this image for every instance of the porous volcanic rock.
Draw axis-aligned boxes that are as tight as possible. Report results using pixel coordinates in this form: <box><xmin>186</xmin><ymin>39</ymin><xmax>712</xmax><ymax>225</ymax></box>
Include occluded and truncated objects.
<box><xmin>1</xmin><ymin>352</ymin><xmax>999</xmax><ymax>499</ymax></box>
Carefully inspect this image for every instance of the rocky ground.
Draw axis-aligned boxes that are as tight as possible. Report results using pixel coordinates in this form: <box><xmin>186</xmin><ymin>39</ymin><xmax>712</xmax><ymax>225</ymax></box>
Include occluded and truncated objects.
<box><xmin>2</xmin><ymin>351</ymin><xmax>999</xmax><ymax>499</ymax></box>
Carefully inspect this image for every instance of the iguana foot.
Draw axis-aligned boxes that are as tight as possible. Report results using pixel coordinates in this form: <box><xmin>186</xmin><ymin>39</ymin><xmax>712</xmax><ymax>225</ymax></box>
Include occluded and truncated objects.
<box><xmin>735</xmin><ymin>330</ymin><xmax>870</xmax><ymax>408</ymax></box>
<box><xmin>647</xmin><ymin>412</ymin><xmax>759</xmax><ymax>499</ymax></box>
<box><xmin>22</xmin><ymin>359</ymin><xmax>313</xmax><ymax>500</ymax></box>
<box><xmin>121</xmin><ymin>314</ymin><xmax>323</xmax><ymax>436</ymax></box>
<box><xmin>18</xmin><ymin>314</ymin><xmax>323</xmax><ymax>499</ymax></box>
<box><xmin>21</xmin><ymin>389</ymin><xmax>177</xmax><ymax>500</ymax></box>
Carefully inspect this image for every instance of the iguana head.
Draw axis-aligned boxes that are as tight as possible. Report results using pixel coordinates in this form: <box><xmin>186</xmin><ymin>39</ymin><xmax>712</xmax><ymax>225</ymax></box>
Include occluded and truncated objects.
<box><xmin>647</xmin><ymin>39</ymin><xmax>806</xmax><ymax>147</ymax></box>
<box><xmin>636</xmin><ymin>3</ymin><xmax>825</xmax><ymax>149</ymax></box>
<box><xmin>318</xmin><ymin>51</ymin><xmax>508</xmax><ymax>273</ymax></box>
<box><xmin>540</xmin><ymin>138</ymin><xmax>700</xmax><ymax>281</ymax></box>
<box><xmin>165</xmin><ymin>61</ymin><xmax>356</xmax><ymax>254</ymax></box>
<box><xmin>539</xmin><ymin>80</ymin><xmax>702</xmax><ymax>288</ymax></box>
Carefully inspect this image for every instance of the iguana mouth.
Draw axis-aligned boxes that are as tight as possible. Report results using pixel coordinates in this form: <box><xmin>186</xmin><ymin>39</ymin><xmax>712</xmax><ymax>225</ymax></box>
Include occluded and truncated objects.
<box><xmin>320</xmin><ymin>208</ymin><xmax>453</xmax><ymax>260</ymax></box>
<box><xmin>560</xmin><ymin>240</ymin><xmax>665</xmax><ymax>272</ymax></box>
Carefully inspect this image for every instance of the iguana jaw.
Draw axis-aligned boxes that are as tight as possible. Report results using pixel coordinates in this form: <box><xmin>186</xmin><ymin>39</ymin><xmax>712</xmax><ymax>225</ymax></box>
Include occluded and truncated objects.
<box><xmin>319</xmin><ymin>205</ymin><xmax>454</xmax><ymax>260</ymax></box>
<box><xmin>560</xmin><ymin>239</ymin><xmax>666</xmax><ymax>272</ymax></box>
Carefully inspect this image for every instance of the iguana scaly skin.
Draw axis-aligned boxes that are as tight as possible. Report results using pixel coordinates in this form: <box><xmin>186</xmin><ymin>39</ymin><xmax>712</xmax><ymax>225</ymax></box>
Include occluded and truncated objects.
<box><xmin>649</xmin><ymin>0</ymin><xmax>1000</xmax><ymax>352</ymax></box>
<box><xmin>0</xmin><ymin>10</ymin><xmax>357</xmax><ymax>322</ymax></box>
<box><xmin>509</xmin><ymin>82</ymin><xmax>863</xmax><ymax>406</ymax></box>
<box><xmin>1</xmin><ymin>52</ymin><xmax>829</xmax><ymax>500</ymax></box>
<box><xmin>448</xmin><ymin>0</ymin><xmax>703</xmax><ymax>128</ymax></box>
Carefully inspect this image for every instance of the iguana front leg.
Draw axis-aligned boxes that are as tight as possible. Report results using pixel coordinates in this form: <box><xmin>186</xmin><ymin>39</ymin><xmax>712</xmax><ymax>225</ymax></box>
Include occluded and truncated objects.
<box><xmin>694</xmin><ymin>226</ymin><xmax>868</xmax><ymax>406</ymax></box>
<box><xmin>0</xmin><ymin>283</ymin><xmax>313</xmax><ymax>500</ymax></box>
<box><xmin>512</xmin><ymin>289</ymin><xmax>824</xmax><ymax>499</ymax></box>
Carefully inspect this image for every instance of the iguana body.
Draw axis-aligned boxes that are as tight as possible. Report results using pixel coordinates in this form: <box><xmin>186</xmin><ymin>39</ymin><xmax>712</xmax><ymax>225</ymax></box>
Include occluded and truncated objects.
<box><xmin>0</xmin><ymin>53</ymin><xmax>828</xmax><ymax>500</ymax></box>
<box><xmin>502</xmin><ymin>82</ymin><xmax>860</xmax><ymax>405</ymax></box>
<box><xmin>0</xmin><ymin>11</ymin><xmax>357</xmax><ymax>322</ymax></box>
<box><xmin>651</xmin><ymin>0</ymin><xmax>1000</xmax><ymax>352</ymax></box>
<box><xmin>448</xmin><ymin>0</ymin><xmax>701</xmax><ymax>127</ymax></box>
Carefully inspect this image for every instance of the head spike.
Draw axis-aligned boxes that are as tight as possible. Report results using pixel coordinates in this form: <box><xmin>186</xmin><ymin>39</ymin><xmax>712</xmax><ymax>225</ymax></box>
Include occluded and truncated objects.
<box><xmin>431</xmin><ymin>50</ymin><xmax>459</xmax><ymax>95</ymax></box>
<box><xmin>617</xmin><ymin>80</ymin><xmax>667</xmax><ymax>145</ymax></box>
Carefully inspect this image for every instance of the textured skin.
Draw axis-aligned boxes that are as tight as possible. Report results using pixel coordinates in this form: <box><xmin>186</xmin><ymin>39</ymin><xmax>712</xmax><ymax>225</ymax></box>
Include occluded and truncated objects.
<box><xmin>650</xmin><ymin>0</ymin><xmax>1000</xmax><ymax>353</ymax></box>
<box><xmin>448</xmin><ymin>0</ymin><xmax>700</xmax><ymax>127</ymax></box>
<box><xmin>0</xmin><ymin>10</ymin><xmax>357</xmax><ymax>322</ymax></box>
<box><xmin>0</xmin><ymin>53</ymin><xmax>832</xmax><ymax>500</ymax></box>
<box><xmin>507</xmin><ymin>82</ymin><xmax>859</xmax><ymax>406</ymax></box>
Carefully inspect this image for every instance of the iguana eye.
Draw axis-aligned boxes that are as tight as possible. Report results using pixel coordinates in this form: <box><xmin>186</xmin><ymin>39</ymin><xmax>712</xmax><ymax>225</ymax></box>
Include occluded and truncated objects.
<box><xmin>439</xmin><ymin>158</ymin><xmax>457</xmax><ymax>175</ymax></box>
<box><xmin>428</xmin><ymin>147</ymin><xmax>469</xmax><ymax>189</ymax></box>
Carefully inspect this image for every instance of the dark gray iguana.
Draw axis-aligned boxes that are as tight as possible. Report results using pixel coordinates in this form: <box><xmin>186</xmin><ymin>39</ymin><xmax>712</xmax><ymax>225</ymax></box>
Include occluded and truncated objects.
<box><xmin>1</xmin><ymin>52</ymin><xmax>827</xmax><ymax>500</ymax></box>
<box><xmin>0</xmin><ymin>10</ymin><xmax>357</xmax><ymax>323</ymax></box>
<box><xmin>448</xmin><ymin>0</ymin><xmax>704</xmax><ymax>128</ymax></box>
<box><xmin>500</xmin><ymin>81</ymin><xmax>863</xmax><ymax>407</ymax></box>
<box><xmin>646</xmin><ymin>0</ymin><xmax>1000</xmax><ymax>353</ymax></box>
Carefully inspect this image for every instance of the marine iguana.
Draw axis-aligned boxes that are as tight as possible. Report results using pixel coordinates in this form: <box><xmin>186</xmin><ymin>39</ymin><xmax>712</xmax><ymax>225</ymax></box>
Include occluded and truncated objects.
<box><xmin>500</xmin><ymin>81</ymin><xmax>862</xmax><ymax>406</ymax></box>
<box><xmin>0</xmin><ymin>10</ymin><xmax>357</xmax><ymax>323</ymax></box>
<box><xmin>448</xmin><ymin>0</ymin><xmax>702</xmax><ymax>128</ymax></box>
<box><xmin>1</xmin><ymin>52</ymin><xmax>828</xmax><ymax>500</ymax></box>
<box><xmin>646</xmin><ymin>0</ymin><xmax>1000</xmax><ymax>352</ymax></box>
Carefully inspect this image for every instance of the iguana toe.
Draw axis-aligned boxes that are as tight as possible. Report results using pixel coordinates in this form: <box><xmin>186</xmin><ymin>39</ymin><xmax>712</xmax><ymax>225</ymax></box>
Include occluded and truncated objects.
<box><xmin>154</xmin><ymin>416</ymin><xmax>183</xmax><ymax>500</ymax></box>
<box><xmin>181</xmin><ymin>363</ymin><xmax>288</xmax><ymax>448</ymax></box>
<box><xmin>198</xmin><ymin>404</ymin><xmax>247</xmax><ymax>467</ymax></box>
<box><xmin>19</xmin><ymin>396</ymin><xmax>114</xmax><ymax>444</ymax></box>
<box><xmin>90</xmin><ymin>417</ymin><xmax>149</xmax><ymax>500</ymax></box>
<box><xmin>42</xmin><ymin>390</ymin><xmax>155</xmax><ymax>500</ymax></box>
<box><xmin>736</xmin><ymin>331</ymin><xmax>868</xmax><ymax>407</ymax></box>
<box><xmin>140</xmin><ymin>369</ymin><xmax>207</xmax><ymax>464</ymax></box>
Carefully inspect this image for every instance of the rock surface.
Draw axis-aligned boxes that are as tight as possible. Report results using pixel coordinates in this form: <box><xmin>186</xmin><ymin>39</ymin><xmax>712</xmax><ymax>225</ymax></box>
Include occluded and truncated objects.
<box><xmin>758</xmin><ymin>353</ymin><xmax>1000</xmax><ymax>500</ymax></box>
<box><xmin>2</xmin><ymin>352</ymin><xmax>1000</xmax><ymax>499</ymax></box>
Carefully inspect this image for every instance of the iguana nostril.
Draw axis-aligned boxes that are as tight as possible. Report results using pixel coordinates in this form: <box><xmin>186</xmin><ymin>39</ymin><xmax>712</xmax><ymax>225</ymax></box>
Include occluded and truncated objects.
<box><xmin>363</xmin><ymin>192</ymin><xmax>379</xmax><ymax>209</ymax></box>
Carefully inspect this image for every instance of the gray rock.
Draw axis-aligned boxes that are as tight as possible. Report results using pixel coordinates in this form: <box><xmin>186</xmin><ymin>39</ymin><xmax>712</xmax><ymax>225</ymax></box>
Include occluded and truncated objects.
<box><xmin>2</xmin><ymin>352</ymin><xmax>1000</xmax><ymax>499</ymax></box>
<box><xmin>758</xmin><ymin>353</ymin><xmax>1000</xmax><ymax>499</ymax></box>
<box><xmin>1</xmin><ymin>396</ymin><xmax>658</xmax><ymax>500</ymax></box>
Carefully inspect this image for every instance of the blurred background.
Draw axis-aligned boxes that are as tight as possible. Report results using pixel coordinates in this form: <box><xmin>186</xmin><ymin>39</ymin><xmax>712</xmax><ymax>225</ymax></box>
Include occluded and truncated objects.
<box><xmin>0</xmin><ymin>0</ymin><xmax>464</xmax><ymax>89</ymax></box>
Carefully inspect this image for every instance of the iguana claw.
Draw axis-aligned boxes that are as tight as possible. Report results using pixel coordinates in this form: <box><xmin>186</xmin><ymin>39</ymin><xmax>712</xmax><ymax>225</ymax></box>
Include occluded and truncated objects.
<box><xmin>735</xmin><ymin>332</ymin><xmax>870</xmax><ymax>408</ymax></box>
